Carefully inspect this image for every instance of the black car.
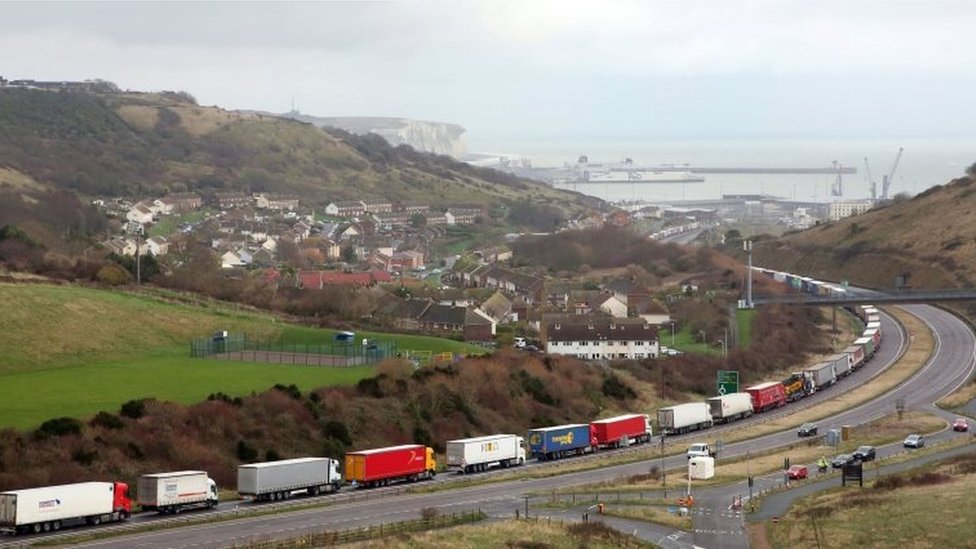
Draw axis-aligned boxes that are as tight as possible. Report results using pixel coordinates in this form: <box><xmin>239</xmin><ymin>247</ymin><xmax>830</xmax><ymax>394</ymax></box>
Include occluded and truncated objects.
<box><xmin>853</xmin><ymin>445</ymin><xmax>876</xmax><ymax>462</ymax></box>
<box><xmin>797</xmin><ymin>423</ymin><xmax>818</xmax><ymax>437</ymax></box>
<box><xmin>831</xmin><ymin>453</ymin><xmax>857</xmax><ymax>468</ymax></box>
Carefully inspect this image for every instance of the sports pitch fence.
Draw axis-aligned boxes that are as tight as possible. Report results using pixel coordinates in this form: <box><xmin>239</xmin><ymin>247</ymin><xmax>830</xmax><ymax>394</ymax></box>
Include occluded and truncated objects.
<box><xmin>191</xmin><ymin>333</ymin><xmax>397</xmax><ymax>367</ymax></box>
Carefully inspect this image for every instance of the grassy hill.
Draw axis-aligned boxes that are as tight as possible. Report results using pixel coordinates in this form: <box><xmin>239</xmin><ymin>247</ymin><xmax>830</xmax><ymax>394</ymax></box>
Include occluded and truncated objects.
<box><xmin>753</xmin><ymin>169</ymin><xmax>976</xmax><ymax>291</ymax></box>
<box><xmin>0</xmin><ymin>283</ymin><xmax>478</xmax><ymax>429</ymax></box>
<box><xmin>0</xmin><ymin>88</ymin><xmax>592</xmax><ymax>211</ymax></box>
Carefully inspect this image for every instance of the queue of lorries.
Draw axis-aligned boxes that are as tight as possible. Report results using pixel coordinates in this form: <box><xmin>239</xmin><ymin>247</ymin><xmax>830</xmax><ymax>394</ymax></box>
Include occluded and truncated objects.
<box><xmin>0</xmin><ymin>414</ymin><xmax>653</xmax><ymax>536</ymax></box>
<box><xmin>0</xmin><ymin>269</ymin><xmax>880</xmax><ymax>537</ymax></box>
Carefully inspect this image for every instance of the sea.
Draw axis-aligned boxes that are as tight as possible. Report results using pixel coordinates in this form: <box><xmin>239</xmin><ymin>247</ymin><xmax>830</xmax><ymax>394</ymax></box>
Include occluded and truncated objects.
<box><xmin>468</xmin><ymin>138</ymin><xmax>974</xmax><ymax>204</ymax></box>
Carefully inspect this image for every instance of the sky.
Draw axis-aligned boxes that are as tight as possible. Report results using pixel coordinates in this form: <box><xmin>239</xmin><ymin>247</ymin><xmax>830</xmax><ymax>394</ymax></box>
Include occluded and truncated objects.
<box><xmin>2</xmin><ymin>1</ymin><xmax>975</xmax><ymax>148</ymax></box>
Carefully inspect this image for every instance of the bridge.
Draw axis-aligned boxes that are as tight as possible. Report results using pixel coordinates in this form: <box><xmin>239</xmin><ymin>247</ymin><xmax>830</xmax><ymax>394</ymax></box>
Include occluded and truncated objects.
<box><xmin>753</xmin><ymin>289</ymin><xmax>976</xmax><ymax>306</ymax></box>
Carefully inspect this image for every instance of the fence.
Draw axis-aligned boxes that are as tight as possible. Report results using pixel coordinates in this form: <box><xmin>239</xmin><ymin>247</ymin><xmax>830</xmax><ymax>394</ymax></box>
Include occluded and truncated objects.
<box><xmin>191</xmin><ymin>333</ymin><xmax>398</xmax><ymax>367</ymax></box>
<box><xmin>231</xmin><ymin>510</ymin><xmax>485</xmax><ymax>548</ymax></box>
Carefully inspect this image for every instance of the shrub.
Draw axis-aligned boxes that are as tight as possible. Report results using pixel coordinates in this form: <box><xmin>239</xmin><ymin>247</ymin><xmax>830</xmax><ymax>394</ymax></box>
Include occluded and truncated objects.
<box><xmin>37</xmin><ymin>417</ymin><xmax>83</xmax><ymax>438</ymax></box>
<box><xmin>601</xmin><ymin>374</ymin><xmax>637</xmax><ymax>399</ymax></box>
<box><xmin>95</xmin><ymin>263</ymin><xmax>131</xmax><ymax>286</ymax></box>
<box><xmin>273</xmin><ymin>383</ymin><xmax>302</xmax><ymax>400</ymax></box>
<box><xmin>90</xmin><ymin>411</ymin><xmax>124</xmax><ymax>430</ymax></box>
<box><xmin>120</xmin><ymin>398</ymin><xmax>151</xmax><ymax>419</ymax></box>
<box><xmin>236</xmin><ymin>439</ymin><xmax>258</xmax><ymax>461</ymax></box>
<box><xmin>323</xmin><ymin>420</ymin><xmax>352</xmax><ymax>445</ymax></box>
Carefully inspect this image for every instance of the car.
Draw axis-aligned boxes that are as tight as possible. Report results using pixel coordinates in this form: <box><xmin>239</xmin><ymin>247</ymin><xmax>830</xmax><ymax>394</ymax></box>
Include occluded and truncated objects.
<box><xmin>953</xmin><ymin>418</ymin><xmax>969</xmax><ymax>432</ymax></box>
<box><xmin>903</xmin><ymin>434</ymin><xmax>925</xmax><ymax>448</ymax></box>
<box><xmin>797</xmin><ymin>422</ymin><xmax>818</xmax><ymax>437</ymax></box>
<box><xmin>853</xmin><ymin>445</ymin><xmax>876</xmax><ymax>462</ymax></box>
<box><xmin>787</xmin><ymin>465</ymin><xmax>808</xmax><ymax>480</ymax></box>
<box><xmin>831</xmin><ymin>453</ymin><xmax>856</xmax><ymax>468</ymax></box>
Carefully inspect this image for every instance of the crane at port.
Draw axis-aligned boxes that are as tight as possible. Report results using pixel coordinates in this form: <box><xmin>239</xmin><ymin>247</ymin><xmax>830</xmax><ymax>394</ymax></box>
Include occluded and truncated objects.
<box><xmin>881</xmin><ymin>147</ymin><xmax>904</xmax><ymax>201</ymax></box>
<box><xmin>865</xmin><ymin>157</ymin><xmax>876</xmax><ymax>199</ymax></box>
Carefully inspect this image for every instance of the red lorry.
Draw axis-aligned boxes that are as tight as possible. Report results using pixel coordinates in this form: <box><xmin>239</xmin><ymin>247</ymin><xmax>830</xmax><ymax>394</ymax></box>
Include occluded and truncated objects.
<box><xmin>344</xmin><ymin>444</ymin><xmax>437</xmax><ymax>488</ymax></box>
<box><xmin>745</xmin><ymin>381</ymin><xmax>787</xmax><ymax>413</ymax></box>
<box><xmin>590</xmin><ymin>414</ymin><xmax>653</xmax><ymax>449</ymax></box>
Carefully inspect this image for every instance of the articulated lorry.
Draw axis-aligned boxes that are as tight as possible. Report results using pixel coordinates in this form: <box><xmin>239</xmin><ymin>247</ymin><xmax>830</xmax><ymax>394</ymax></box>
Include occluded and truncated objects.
<box><xmin>0</xmin><ymin>481</ymin><xmax>130</xmax><ymax>535</ymax></box>
<box><xmin>137</xmin><ymin>471</ymin><xmax>218</xmax><ymax>514</ymax></box>
<box><xmin>238</xmin><ymin>457</ymin><xmax>342</xmax><ymax>502</ymax></box>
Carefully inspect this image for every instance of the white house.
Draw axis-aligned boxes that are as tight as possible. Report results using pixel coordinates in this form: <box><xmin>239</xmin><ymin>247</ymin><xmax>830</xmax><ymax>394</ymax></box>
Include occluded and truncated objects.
<box><xmin>221</xmin><ymin>251</ymin><xmax>244</xmax><ymax>269</ymax></box>
<box><xmin>545</xmin><ymin>322</ymin><xmax>659</xmax><ymax>360</ymax></box>
<box><xmin>126</xmin><ymin>204</ymin><xmax>154</xmax><ymax>225</ymax></box>
<box><xmin>146</xmin><ymin>236</ymin><xmax>169</xmax><ymax>256</ymax></box>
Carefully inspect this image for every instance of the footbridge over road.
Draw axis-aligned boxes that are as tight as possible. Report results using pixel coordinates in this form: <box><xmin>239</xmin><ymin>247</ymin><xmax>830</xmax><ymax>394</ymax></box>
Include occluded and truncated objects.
<box><xmin>752</xmin><ymin>288</ymin><xmax>976</xmax><ymax>306</ymax></box>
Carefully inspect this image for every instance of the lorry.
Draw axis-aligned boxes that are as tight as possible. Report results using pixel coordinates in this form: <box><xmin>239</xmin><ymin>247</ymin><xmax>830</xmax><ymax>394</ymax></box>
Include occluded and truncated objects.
<box><xmin>745</xmin><ymin>381</ymin><xmax>787</xmax><ymax>412</ymax></box>
<box><xmin>345</xmin><ymin>444</ymin><xmax>437</xmax><ymax>487</ymax></box>
<box><xmin>0</xmin><ymin>481</ymin><xmax>130</xmax><ymax>535</ymax></box>
<box><xmin>590</xmin><ymin>414</ymin><xmax>653</xmax><ymax>448</ymax></box>
<box><xmin>687</xmin><ymin>442</ymin><xmax>718</xmax><ymax>459</ymax></box>
<box><xmin>446</xmin><ymin>434</ymin><xmax>525</xmax><ymax>473</ymax></box>
<box><xmin>657</xmin><ymin>402</ymin><xmax>713</xmax><ymax>435</ymax></box>
<box><xmin>137</xmin><ymin>471</ymin><xmax>218</xmax><ymax>514</ymax></box>
<box><xmin>804</xmin><ymin>361</ymin><xmax>837</xmax><ymax>390</ymax></box>
<box><xmin>526</xmin><ymin>424</ymin><xmax>595</xmax><ymax>460</ymax></box>
<box><xmin>864</xmin><ymin>328</ymin><xmax>881</xmax><ymax>349</ymax></box>
<box><xmin>238</xmin><ymin>457</ymin><xmax>342</xmax><ymax>502</ymax></box>
<box><xmin>855</xmin><ymin>336</ymin><xmax>876</xmax><ymax>360</ymax></box>
<box><xmin>842</xmin><ymin>344</ymin><xmax>866</xmax><ymax>371</ymax></box>
<box><xmin>826</xmin><ymin>353</ymin><xmax>851</xmax><ymax>379</ymax></box>
<box><xmin>706</xmin><ymin>392</ymin><xmax>754</xmax><ymax>423</ymax></box>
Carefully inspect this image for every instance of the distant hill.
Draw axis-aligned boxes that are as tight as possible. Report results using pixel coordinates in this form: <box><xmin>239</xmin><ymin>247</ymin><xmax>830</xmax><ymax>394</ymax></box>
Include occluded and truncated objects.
<box><xmin>281</xmin><ymin>113</ymin><xmax>467</xmax><ymax>158</ymax></box>
<box><xmin>0</xmin><ymin>88</ymin><xmax>589</xmax><ymax>212</ymax></box>
<box><xmin>753</xmin><ymin>167</ymin><xmax>976</xmax><ymax>291</ymax></box>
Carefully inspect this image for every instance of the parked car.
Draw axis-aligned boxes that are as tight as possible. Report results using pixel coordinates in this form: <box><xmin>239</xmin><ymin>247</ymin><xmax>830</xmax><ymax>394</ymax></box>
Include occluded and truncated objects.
<box><xmin>797</xmin><ymin>422</ymin><xmax>818</xmax><ymax>437</ymax></box>
<box><xmin>853</xmin><ymin>445</ymin><xmax>876</xmax><ymax>462</ymax></box>
<box><xmin>831</xmin><ymin>453</ymin><xmax>856</xmax><ymax>468</ymax></box>
<box><xmin>787</xmin><ymin>465</ymin><xmax>808</xmax><ymax>480</ymax></box>
<box><xmin>953</xmin><ymin>418</ymin><xmax>969</xmax><ymax>432</ymax></box>
<box><xmin>903</xmin><ymin>434</ymin><xmax>925</xmax><ymax>448</ymax></box>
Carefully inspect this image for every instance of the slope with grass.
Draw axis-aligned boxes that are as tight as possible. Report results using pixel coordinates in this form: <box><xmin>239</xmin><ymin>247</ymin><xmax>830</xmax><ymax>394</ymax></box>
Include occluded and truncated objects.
<box><xmin>0</xmin><ymin>283</ymin><xmax>478</xmax><ymax>429</ymax></box>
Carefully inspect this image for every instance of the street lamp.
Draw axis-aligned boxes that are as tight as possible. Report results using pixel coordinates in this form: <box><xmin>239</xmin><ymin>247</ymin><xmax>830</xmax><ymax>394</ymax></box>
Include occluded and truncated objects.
<box><xmin>716</xmin><ymin>339</ymin><xmax>727</xmax><ymax>357</ymax></box>
<box><xmin>670</xmin><ymin>321</ymin><xmax>676</xmax><ymax>347</ymax></box>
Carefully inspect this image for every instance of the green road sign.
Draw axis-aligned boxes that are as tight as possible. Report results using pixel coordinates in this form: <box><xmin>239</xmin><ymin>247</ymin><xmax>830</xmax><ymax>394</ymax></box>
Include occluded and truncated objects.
<box><xmin>717</xmin><ymin>370</ymin><xmax>739</xmax><ymax>395</ymax></box>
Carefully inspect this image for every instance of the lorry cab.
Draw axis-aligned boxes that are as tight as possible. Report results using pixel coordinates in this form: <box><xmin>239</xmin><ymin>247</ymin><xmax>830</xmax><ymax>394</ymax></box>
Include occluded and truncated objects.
<box><xmin>206</xmin><ymin>478</ymin><xmax>219</xmax><ymax>508</ymax></box>
<box><xmin>113</xmin><ymin>482</ymin><xmax>132</xmax><ymax>515</ymax></box>
<box><xmin>687</xmin><ymin>443</ymin><xmax>715</xmax><ymax>459</ymax></box>
<box><xmin>330</xmin><ymin>459</ymin><xmax>343</xmax><ymax>490</ymax></box>
<box><xmin>517</xmin><ymin>437</ymin><xmax>527</xmax><ymax>464</ymax></box>
<box><xmin>425</xmin><ymin>446</ymin><xmax>437</xmax><ymax>476</ymax></box>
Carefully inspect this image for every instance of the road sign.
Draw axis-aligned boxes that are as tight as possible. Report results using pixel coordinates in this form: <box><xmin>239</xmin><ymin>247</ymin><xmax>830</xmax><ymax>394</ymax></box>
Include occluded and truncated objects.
<box><xmin>717</xmin><ymin>370</ymin><xmax>739</xmax><ymax>395</ymax></box>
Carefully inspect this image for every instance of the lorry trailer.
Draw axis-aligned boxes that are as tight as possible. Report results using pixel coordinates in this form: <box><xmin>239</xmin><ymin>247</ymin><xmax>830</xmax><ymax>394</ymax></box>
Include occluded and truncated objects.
<box><xmin>745</xmin><ymin>381</ymin><xmax>788</xmax><ymax>412</ymax></box>
<box><xmin>137</xmin><ymin>471</ymin><xmax>218</xmax><ymax>514</ymax></box>
<box><xmin>591</xmin><ymin>414</ymin><xmax>652</xmax><ymax>448</ymax></box>
<box><xmin>0</xmin><ymin>481</ymin><xmax>130</xmax><ymax>535</ymax></box>
<box><xmin>657</xmin><ymin>402</ymin><xmax>713</xmax><ymax>435</ymax></box>
<box><xmin>345</xmin><ymin>445</ymin><xmax>436</xmax><ymax>487</ymax></box>
<box><xmin>527</xmin><ymin>424</ymin><xmax>595</xmax><ymax>460</ymax></box>
<box><xmin>804</xmin><ymin>361</ymin><xmax>837</xmax><ymax>390</ymax></box>
<box><xmin>706</xmin><ymin>392</ymin><xmax>754</xmax><ymax>423</ymax></box>
<box><xmin>238</xmin><ymin>457</ymin><xmax>342</xmax><ymax>502</ymax></box>
<box><xmin>446</xmin><ymin>434</ymin><xmax>525</xmax><ymax>473</ymax></box>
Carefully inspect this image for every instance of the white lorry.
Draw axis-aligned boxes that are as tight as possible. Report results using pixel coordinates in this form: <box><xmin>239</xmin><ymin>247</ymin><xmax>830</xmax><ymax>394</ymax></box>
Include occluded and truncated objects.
<box><xmin>687</xmin><ymin>442</ymin><xmax>718</xmax><ymax>459</ymax></box>
<box><xmin>0</xmin><ymin>481</ymin><xmax>131</xmax><ymax>535</ymax></box>
<box><xmin>446</xmin><ymin>434</ymin><xmax>526</xmax><ymax>474</ymax></box>
<box><xmin>238</xmin><ymin>457</ymin><xmax>342</xmax><ymax>502</ymax></box>
<box><xmin>137</xmin><ymin>471</ymin><xmax>218</xmax><ymax>514</ymax></box>
<box><xmin>657</xmin><ymin>402</ymin><xmax>713</xmax><ymax>435</ymax></box>
<box><xmin>706</xmin><ymin>392</ymin><xmax>754</xmax><ymax>424</ymax></box>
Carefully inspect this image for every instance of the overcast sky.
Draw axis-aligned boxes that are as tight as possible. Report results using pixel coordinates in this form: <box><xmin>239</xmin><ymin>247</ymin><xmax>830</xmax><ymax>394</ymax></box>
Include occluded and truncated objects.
<box><xmin>2</xmin><ymin>1</ymin><xmax>974</xmax><ymax>146</ymax></box>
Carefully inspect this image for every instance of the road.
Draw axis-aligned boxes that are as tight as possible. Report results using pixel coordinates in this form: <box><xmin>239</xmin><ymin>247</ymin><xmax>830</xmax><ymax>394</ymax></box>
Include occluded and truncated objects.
<box><xmin>3</xmin><ymin>304</ymin><xmax>972</xmax><ymax>548</ymax></box>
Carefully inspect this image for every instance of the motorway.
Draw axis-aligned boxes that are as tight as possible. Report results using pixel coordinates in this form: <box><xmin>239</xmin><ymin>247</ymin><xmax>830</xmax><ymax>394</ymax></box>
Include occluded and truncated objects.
<box><xmin>3</xmin><ymin>304</ymin><xmax>973</xmax><ymax>548</ymax></box>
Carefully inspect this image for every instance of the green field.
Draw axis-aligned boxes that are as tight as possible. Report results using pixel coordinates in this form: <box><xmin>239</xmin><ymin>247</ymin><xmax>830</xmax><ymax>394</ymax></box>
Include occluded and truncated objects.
<box><xmin>0</xmin><ymin>283</ymin><xmax>480</xmax><ymax>429</ymax></box>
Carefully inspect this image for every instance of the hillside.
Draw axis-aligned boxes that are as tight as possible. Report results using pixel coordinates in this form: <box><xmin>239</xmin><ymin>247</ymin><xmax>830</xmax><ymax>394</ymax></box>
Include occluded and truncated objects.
<box><xmin>753</xmin><ymin>168</ymin><xmax>976</xmax><ymax>291</ymax></box>
<box><xmin>0</xmin><ymin>88</ymin><xmax>591</xmax><ymax>209</ymax></box>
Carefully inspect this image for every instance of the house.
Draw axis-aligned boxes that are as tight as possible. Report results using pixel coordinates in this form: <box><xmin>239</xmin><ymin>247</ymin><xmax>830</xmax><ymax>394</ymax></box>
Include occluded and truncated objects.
<box><xmin>416</xmin><ymin>303</ymin><xmax>495</xmax><ymax>341</ymax></box>
<box><xmin>325</xmin><ymin>200</ymin><xmax>367</xmax><ymax>218</ymax></box>
<box><xmin>426</xmin><ymin>213</ymin><xmax>448</xmax><ymax>226</ymax></box>
<box><xmin>374</xmin><ymin>211</ymin><xmax>412</xmax><ymax>229</ymax></box>
<box><xmin>298</xmin><ymin>270</ymin><xmax>392</xmax><ymax>289</ymax></box>
<box><xmin>160</xmin><ymin>192</ymin><xmax>202</xmax><ymax>213</ymax></box>
<box><xmin>397</xmin><ymin>203</ymin><xmax>430</xmax><ymax>215</ymax></box>
<box><xmin>221</xmin><ymin>251</ymin><xmax>244</xmax><ymax>269</ymax></box>
<box><xmin>391</xmin><ymin>250</ymin><xmax>425</xmax><ymax>271</ymax></box>
<box><xmin>569</xmin><ymin>291</ymin><xmax>627</xmax><ymax>318</ymax></box>
<box><xmin>104</xmin><ymin>237</ymin><xmax>138</xmax><ymax>256</ymax></box>
<box><xmin>479</xmin><ymin>291</ymin><xmax>513</xmax><ymax>324</ymax></box>
<box><xmin>446</xmin><ymin>209</ymin><xmax>479</xmax><ymax>225</ymax></box>
<box><xmin>255</xmin><ymin>193</ymin><xmax>300</xmax><ymax>210</ymax></box>
<box><xmin>632</xmin><ymin>297</ymin><xmax>672</xmax><ymax>325</ymax></box>
<box><xmin>251</xmin><ymin>248</ymin><xmax>275</xmax><ymax>267</ymax></box>
<box><xmin>214</xmin><ymin>192</ymin><xmax>251</xmax><ymax>210</ymax></box>
<box><xmin>362</xmin><ymin>199</ymin><xmax>393</xmax><ymax>214</ymax></box>
<box><xmin>337</xmin><ymin>223</ymin><xmax>362</xmax><ymax>241</ymax></box>
<box><xmin>545</xmin><ymin>321</ymin><xmax>659</xmax><ymax>360</ymax></box>
<box><xmin>146</xmin><ymin>236</ymin><xmax>169</xmax><ymax>256</ymax></box>
<box><xmin>126</xmin><ymin>204</ymin><xmax>154</xmax><ymax>225</ymax></box>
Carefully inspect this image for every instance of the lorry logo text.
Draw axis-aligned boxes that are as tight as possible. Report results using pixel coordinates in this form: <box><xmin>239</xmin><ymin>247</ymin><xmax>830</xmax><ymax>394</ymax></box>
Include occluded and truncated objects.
<box><xmin>551</xmin><ymin>432</ymin><xmax>574</xmax><ymax>445</ymax></box>
<box><xmin>38</xmin><ymin>499</ymin><xmax>60</xmax><ymax>509</ymax></box>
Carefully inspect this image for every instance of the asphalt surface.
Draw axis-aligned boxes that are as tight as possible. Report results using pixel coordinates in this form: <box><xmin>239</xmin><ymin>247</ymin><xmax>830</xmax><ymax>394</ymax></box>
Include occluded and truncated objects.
<box><xmin>3</xmin><ymin>304</ymin><xmax>973</xmax><ymax>549</ymax></box>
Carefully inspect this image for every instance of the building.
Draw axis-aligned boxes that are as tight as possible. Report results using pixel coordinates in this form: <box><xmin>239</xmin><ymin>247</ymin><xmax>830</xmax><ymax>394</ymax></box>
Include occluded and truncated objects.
<box><xmin>325</xmin><ymin>200</ymin><xmax>367</xmax><ymax>218</ymax></box>
<box><xmin>159</xmin><ymin>193</ymin><xmax>202</xmax><ymax>213</ymax></box>
<box><xmin>828</xmin><ymin>200</ymin><xmax>874</xmax><ymax>221</ymax></box>
<box><xmin>545</xmin><ymin>321</ymin><xmax>659</xmax><ymax>360</ymax></box>
<box><xmin>146</xmin><ymin>236</ymin><xmax>169</xmax><ymax>256</ymax></box>
<box><xmin>214</xmin><ymin>192</ymin><xmax>251</xmax><ymax>210</ymax></box>
<box><xmin>362</xmin><ymin>200</ymin><xmax>393</xmax><ymax>214</ymax></box>
<box><xmin>126</xmin><ymin>204</ymin><xmax>154</xmax><ymax>225</ymax></box>
<box><xmin>255</xmin><ymin>194</ymin><xmax>300</xmax><ymax>210</ymax></box>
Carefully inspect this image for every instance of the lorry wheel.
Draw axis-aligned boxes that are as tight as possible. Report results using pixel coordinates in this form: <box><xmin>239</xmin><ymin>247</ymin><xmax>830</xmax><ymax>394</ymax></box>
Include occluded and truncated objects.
<box><xmin>32</xmin><ymin>523</ymin><xmax>42</xmax><ymax>534</ymax></box>
<box><xmin>52</xmin><ymin>521</ymin><xmax>61</xmax><ymax>531</ymax></box>
<box><xmin>42</xmin><ymin>522</ymin><xmax>51</xmax><ymax>532</ymax></box>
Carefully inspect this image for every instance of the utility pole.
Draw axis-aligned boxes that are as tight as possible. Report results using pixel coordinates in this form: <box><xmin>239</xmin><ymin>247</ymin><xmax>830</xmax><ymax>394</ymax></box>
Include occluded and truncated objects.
<box><xmin>136</xmin><ymin>238</ymin><xmax>141</xmax><ymax>286</ymax></box>
<box><xmin>744</xmin><ymin>240</ymin><xmax>753</xmax><ymax>308</ymax></box>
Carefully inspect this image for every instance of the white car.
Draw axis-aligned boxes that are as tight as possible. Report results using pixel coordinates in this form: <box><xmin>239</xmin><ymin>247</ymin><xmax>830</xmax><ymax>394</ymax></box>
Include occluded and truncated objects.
<box><xmin>903</xmin><ymin>434</ymin><xmax>925</xmax><ymax>448</ymax></box>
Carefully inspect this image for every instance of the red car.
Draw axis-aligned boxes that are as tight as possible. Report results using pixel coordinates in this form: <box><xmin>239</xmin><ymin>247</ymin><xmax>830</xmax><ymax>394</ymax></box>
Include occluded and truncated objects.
<box><xmin>953</xmin><ymin>418</ymin><xmax>969</xmax><ymax>432</ymax></box>
<box><xmin>787</xmin><ymin>465</ymin><xmax>808</xmax><ymax>480</ymax></box>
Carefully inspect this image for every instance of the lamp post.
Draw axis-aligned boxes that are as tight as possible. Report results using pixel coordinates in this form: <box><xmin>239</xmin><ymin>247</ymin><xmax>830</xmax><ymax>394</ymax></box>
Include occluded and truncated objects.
<box><xmin>716</xmin><ymin>339</ymin><xmax>727</xmax><ymax>357</ymax></box>
<box><xmin>670</xmin><ymin>322</ymin><xmax>676</xmax><ymax>347</ymax></box>
<box><xmin>660</xmin><ymin>436</ymin><xmax>667</xmax><ymax>498</ymax></box>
